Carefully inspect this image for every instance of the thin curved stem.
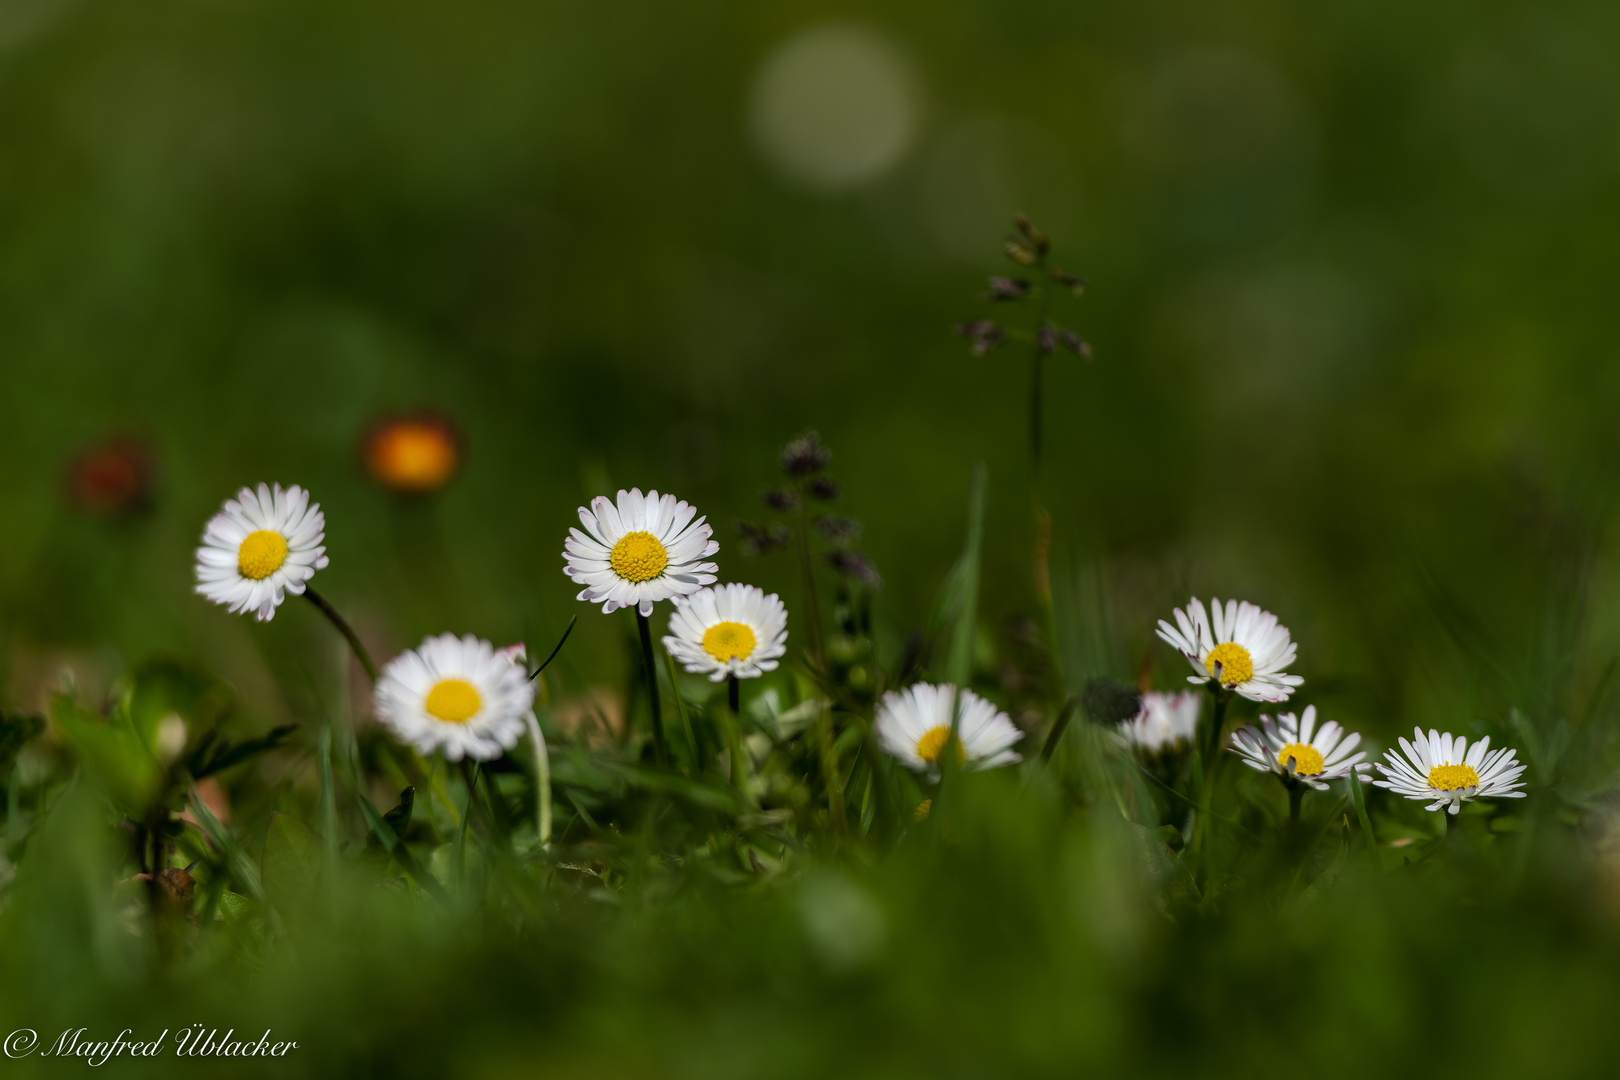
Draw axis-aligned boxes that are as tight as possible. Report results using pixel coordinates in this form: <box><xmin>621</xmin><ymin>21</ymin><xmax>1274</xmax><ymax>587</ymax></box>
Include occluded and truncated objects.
<box><xmin>303</xmin><ymin>588</ymin><xmax>378</xmax><ymax>684</ymax></box>
<box><xmin>529</xmin><ymin>616</ymin><xmax>577</xmax><ymax>681</ymax></box>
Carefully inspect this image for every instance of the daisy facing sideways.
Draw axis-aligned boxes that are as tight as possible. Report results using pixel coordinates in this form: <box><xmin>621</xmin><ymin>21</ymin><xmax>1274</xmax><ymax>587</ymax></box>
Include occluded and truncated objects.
<box><xmin>1370</xmin><ymin>727</ymin><xmax>1527</xmax><ymax>815</ymax></box>
<box><xmin>663</xmin><ymin>583</ymin><xmax>789</xmax><ymax>682</ymax></box>
<box><xmin>1120</xmin><ymin>690</ymin><xmax>1201</xmax><ymax>754</ymax></box>
<box><xmin>876</xmin><ymin>683</ymin><xmax>1022</xmax><ymax>776</ymax></box>
<box><xmin>1156</xmin><ymin>597</ymin><xmax>1302</xmax><ymax>703</ymax></box>
<box><xmin>374</xmin><ymin>633</ymin><xmax>536</xmax><ymax>762</ymax></box>
<box><xmin>195</xmin><ymin>483</ymin><xmax>329</xmax><ymax>622</ymax></box>
<box><xmin>563</xmin><ymin>488</ymin><xmax>719</xmax><ymax>617</ymax></box>
<box><xmin>1229</xmin><ymin>705</ymin><xmax>1371</xmax><ymax>790</ymax></box>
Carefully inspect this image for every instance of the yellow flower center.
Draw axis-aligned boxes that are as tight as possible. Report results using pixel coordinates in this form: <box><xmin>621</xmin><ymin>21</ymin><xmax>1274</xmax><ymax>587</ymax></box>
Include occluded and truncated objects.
<box><xmin>1204</xmin><ymin>641</ymin><xmax>1254</xmax><ymax>685</ymax></box>
<box><xmin>702</xmin><ymin>621</ymin><xmax>757</xmax><ymax>663</ymax></box>
<box><xmin>916</xmin><ymin>725</ymin><xmax>965</xmax><ymax>765</ymax></box>
<box><xmin>237</xmin><ymin>530</ymin><xmax>289</xmax><ymax>580</ymax></box>
<box><xmin>424</xmin><ymin>678</ymin><xmax>482</xmax><ymax>724</ymax></box>
<box><xmin>1276</xmin><ymin>742</ymin><xmax>1325</xmax><ymax>775</ymax></box>
<box><xmin>1428</xmin><ymin>763</ymin><xmax>1480</xmax><ymax>793</ymax></box>
<box><xmin>609</xmin><ymin>530</ymin><xmax>669</xmax><ymax>582</ymax></box>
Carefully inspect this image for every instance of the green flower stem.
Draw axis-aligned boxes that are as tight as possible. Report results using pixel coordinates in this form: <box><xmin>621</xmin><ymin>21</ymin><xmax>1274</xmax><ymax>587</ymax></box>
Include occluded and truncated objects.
<box><xmin>723</xmin><ymin>673</ymin><xmax>752</xmax><ymax>803</ymax></box>
<box><xmin>817</xmin><ymin>702</ymin><xmax>847</xmax><ymax>835</ymax></box>
<box><xmin>795</xmin><ymin>499</ymin><xmax>826</xmax><ymax>667</ymax></box>
<box><xmin>1190</xmin><ymin>686</ymin><xmax>1230</xmax><ymax>856</ymax></box>
<box><xmin>525</xmin><ymin>712</ymin><xmax>552</xmax><ymax>847</ymax></box>
<box><xmin>1288</xmin><ymin>780</ymin><xmax>1304</xmax><ymax>827</ymax></box>
<box><xmin>635</xmin><ymin>611</ymin><xmax>670</xmax><ymax>766</ymax></box>
<box><xmin>303</xmin><ymin>587</ymin><xmax>378</xmax><ymax>684</ymax></box>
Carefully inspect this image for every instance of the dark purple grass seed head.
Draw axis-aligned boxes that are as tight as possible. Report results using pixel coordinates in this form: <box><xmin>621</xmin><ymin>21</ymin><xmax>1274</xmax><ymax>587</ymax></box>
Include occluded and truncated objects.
<box><xmin>986</xmin><ymin>276</ymin><xmax>1030</xmax><ymax>301</ymax></box>
<box><xmin>763</xmin><ymin>487</ymin><xmax>800</xmax><ymax>512</ymax></box>
<box><xmin>780</xmin><ymin>430</ymin><xmax>831</xmax><ymax>478</ymax></box>
<box><xmin>807</xmin><ymin>476</ymin><xmax>841</xmax><ymax>501</ymax></box>
<box><xmin>827</xmin><ymin>550</ymin><xmax>881</xmax><ymax>589</ymax></box>
<box><xmin>814</xmin><ymin>515</ymin><xmax>861</xmax><ymax>546</ymax></box>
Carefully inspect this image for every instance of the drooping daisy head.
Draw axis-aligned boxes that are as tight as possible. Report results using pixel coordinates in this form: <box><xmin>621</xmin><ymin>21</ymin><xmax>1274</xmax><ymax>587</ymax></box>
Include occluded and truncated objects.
<box><xmin>1229</xmin><ymin>705</ymin><xmax>1370</xmax><ymax>791</ymax></box>
<box><xmin>1370</xmin><ymin>727</ymin><xmax>1527</xmax><ymax>815</ymax></box>
<box><xmin>875</xmin><ymin>683</ymin><xmax>1022</xmax><ymax>776</ymax></box>
<box><xmin>562</xmin><ymin>488</ymin><xmax>719</xmax><ymax>617</ymax></box>
<box><xmin>1120</xmin><ymin>690</ymin><xmax>1201</xmax><ymax>754</ymax></box>
<box><xmin>195</xmin><ymin>483</ymin><xmax>329</xmax><ymax>622</ymax></box>
<box><xmin>374</xmin><ymin>633</ymin><xmax>536</xmax><ymax>762</ymax></box>
<box><xmin>1155</xmin><ymin>597</ymin><xmax>1302</xmax><ymax>703</ymax></box>
<box><xmin>663</xmin><ymin>583</ymin><xmax>789</xmax><ymax>682</ymax></box>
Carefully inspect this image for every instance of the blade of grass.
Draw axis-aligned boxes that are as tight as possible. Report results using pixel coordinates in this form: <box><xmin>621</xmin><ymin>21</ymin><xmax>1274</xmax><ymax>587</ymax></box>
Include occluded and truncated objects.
<box><xmin>1348</xmin><ymin>770</ymin><xmax>1379</xmax><ymax>864</ymax></box>
<box><xmin>945</xmin><ymin>464</ymin><xmax>988</xmax><ymax>689</ymax></box>
<box><xmin>355</xmin><ymin>788</ymin><xmax>449</xmax><ymax>903</ymax></box>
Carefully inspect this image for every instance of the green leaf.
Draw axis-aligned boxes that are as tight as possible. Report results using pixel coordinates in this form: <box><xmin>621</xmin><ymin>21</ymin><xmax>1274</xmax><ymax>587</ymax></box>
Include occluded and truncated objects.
<box><xmin>216</xmin><ymin>890</ymin><xmax>259</xmax><ymax>928</ymax></box>
<box><xmin>193</xmin><ymin>724</ymin><xmax>298</xmax><ymax>779</ymax></box>
<box><xmin>124</xmin><ymin>656</ymin><xmax>234</xmax><ymax>755</ymax></box>
<box><xmin>262</xmin><ymin>811</ymin><xmax>322</xmax><ymax>917</ymax></box>
<box><xmin>50</xmin><ymin>693</ymin><xmax>163</xmax><ymax>811</ymax></box>
<box><xmin>1348</xmin><ymin>770</ymin><xmax>1379</xmax><ymax>862</ymax></box>
<box><xmin>187</xmin><ymin>781</ymin><xmax>265</xmax><ymax>905</ymax></box>
<box><xmin>368</xmin><ymin>787</ymin><xmax>415</xmax><ymax>851</ymax></box>
<box><xmin>604</xmin><ymin>762</ymin><xmax>748</xmax><ymax>814</ymax></box>
<box><xmin>354</xmin><ymin>789</ymin><xmax>448</xmax><ymax>902</ymax></box>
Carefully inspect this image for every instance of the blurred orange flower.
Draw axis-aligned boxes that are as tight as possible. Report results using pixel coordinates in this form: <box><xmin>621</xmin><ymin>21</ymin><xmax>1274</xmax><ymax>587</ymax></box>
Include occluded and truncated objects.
<box><xmin>362</xmin><ymin>413</ymin><xmax>461</xmax><ymax>493</ymax></box>
<box><xmin>66</xmin><ymin>435</ymin><xmax>155</xmax><ymax>517</ymax></box>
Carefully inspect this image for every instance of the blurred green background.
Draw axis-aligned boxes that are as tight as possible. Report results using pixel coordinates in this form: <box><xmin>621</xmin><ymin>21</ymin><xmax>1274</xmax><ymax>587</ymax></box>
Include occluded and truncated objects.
<box><xmin>4</xmin><ymin>0</ymin><xmax>1620</xmax><ymax>1074</ymax></box>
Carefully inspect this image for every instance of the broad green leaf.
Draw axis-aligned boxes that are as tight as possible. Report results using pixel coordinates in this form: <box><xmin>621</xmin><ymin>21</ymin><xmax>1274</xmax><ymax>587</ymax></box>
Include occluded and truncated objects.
<box><xmin>50</xmin><ymin>694</ymin><xmax>163</xmax><ymax>811</ymax></box>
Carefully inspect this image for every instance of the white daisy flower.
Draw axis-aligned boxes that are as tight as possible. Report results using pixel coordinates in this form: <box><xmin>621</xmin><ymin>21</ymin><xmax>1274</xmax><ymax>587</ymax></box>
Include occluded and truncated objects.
<box><xmin>875</xmin><ymin>683</ymin><xmax>1022</xmax><ymax>776</ymax></box>
<box><xmin>194</xmin><ymin>483</ymin><xmax>329</xmax><ymax>622</ymax></box>
<box><xmin>562</xmin><ymin>488</ymin><xmax>719</xmax><ymax>617</ymax></box>
<box><xmin>1228</xmin><ymin>705</ymin><xmax>1371</xmax><ymax>791</ymax></box>
<box><xmin>663</xmin><ymin>583</ymin><xmax>789</xmax><ymax>682</ymax></box>
<box><xmin>1370</xmin><ymin>727</ymin><xmax>1527</xmax><ymax>815</ymax></box>
<box><xmin>1120</xmin><ymin>690</ymin><xmax>1201</xmax><ymax>753</ymax></box>
<box><xmin>374</xmin><ymin>633</ymin><xmax>536</xmax><ymax>762</ymax></box>
<box><xmin>1155</xmin><ymin>596</ymin><xmax>1302</xmax><ymax>703</ymax></box>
